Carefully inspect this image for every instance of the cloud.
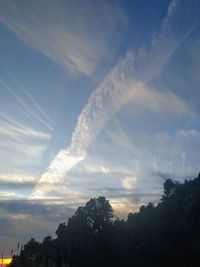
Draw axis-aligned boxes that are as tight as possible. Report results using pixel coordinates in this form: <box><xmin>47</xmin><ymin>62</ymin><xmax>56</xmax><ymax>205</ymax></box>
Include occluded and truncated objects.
<box><xmin>177</xmin><ymin>129</ymin><xmax>200</xmax><ymax>138</ymax></box>
<box><xmin>0</xmin><ymin>109</ymin><xmax>52</xmax><ymax>177</ymax></box>
<box><xmin>126</xmin><ymin>83</ymin><xmax>191</xmax><ymax>116</ymax></box>
<box><xmin>161</xmin><ymin>0</ymin><xmax>181</xmax><ymax>29</ymax></box>
<box><xmin>110</xmin><ymin>192</ymin><xmax>161</xmax><ymax>217</ymax></box>
<box><xmin>0</xmin><ymin>191</ymin><xmax>16</xmax><ymax>199</ymax></box>
<box><xmin>124</xmin><ymin>129</ymin><xmax>200</xmax><ymax>181</ymax></box>
<box><xmin>0</xmin><ymin>199</ymin><xmax>73</xmax><ymax>218</ymax></box>
<box><xmin>105</xmin><ymin>118</ymin><xmax>137</xmax><ymax>153</ymax></box>
<box><xmin>0</xmin><ymin>112</ymin><xmax>52</xmax><ymax>141</ymax></box>
<box><xmin>30</xmin><ymin>150</ymin><xmax>86</xmax><ymax>199</ymax></box>
<box><xmin>70</xmin><ymin>52</ymin><xmax>135</xmax><ymax>153</ymax></box>
<box><xmin>0</xmin><ymin>119</ymin><xmax>50</xmax><ymax>148</ymax></box>
<box><xmin>0</xmin><ymin>0</ymin><xmax>127</xmax><ymax>77</ymax></box>
<box><xmin>30</xmin><ymin>52</ymin><xmax>135</xmax><ymax>198</ymax></box>
<box><xmin>0</xmin><ymin>78</ymin><xmax>54</xmax><ymax>131</ymax></box>
<box><xmin>111</xmin><ymin>199</ymin><xmax>140</xmax><ymax>218</ymax></box>
<box><xmin>0</xmin><ymin>199</ymin><xmax>75</xmax><ymax>256</ymax></box>
<box><xmin>0</xmin><ymin>141</ymin><xmax>46</xmax><ymax>159</ymax></box>
<box><xmin>121</xmin><ymin>176</ymin><xmax>138</xmax><ymax>190</ymax></box>
<box><xmin>0</xmin><ymin>173</ymin><xmax>36</xmax><ymax>185</ymax></box>
<box><xmin>11</xmin><ymin>76</ymin><xmax>54</xmax><ymax>126</ymax></box>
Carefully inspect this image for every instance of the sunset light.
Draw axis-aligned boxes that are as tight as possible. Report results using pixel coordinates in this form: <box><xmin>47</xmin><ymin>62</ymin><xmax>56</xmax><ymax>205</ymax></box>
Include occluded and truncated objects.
<box><xmin>2</xmin><ymin>259</ymin><xmax>12</xmax><ymax>266</ymax></box>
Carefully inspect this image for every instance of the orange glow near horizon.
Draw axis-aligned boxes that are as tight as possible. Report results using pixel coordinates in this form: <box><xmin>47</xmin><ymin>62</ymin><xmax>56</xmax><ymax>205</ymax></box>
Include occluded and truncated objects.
<box><xmin>1</xmin><ymin>259</ymin><xmax>12</xmax><ymax>266</ymax></box>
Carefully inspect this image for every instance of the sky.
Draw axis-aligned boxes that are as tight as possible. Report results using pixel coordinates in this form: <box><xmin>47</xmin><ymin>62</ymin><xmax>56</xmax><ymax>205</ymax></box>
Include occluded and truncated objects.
<box><xmin>0</xmin><ymin>0</ymin><xmax>200</xmax><ymax>257</ymax></box>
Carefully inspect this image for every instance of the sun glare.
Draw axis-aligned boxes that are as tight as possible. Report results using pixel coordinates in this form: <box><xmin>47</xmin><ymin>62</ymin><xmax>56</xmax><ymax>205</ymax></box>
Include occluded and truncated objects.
<box><xmin>2</xmin><ymin>259</ymin><xmax>12</xmax><ymax>265</ymax></box>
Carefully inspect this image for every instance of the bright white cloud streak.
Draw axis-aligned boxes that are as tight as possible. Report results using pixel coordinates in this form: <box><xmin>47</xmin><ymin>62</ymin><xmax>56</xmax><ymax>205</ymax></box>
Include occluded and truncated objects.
<box><xmin>0</xmin><ymin>173</ymin><xmax>36</xmax><ymax>184</ymax></box>
<box><xmin>30</xmin><ymin>0</ymin><xmax>198</xmax><ymax>199</ymax></box>
<box><xmin>30</xmin><ymin>52</ymin><xmax>135</xmax><ymax>198</ymax></box>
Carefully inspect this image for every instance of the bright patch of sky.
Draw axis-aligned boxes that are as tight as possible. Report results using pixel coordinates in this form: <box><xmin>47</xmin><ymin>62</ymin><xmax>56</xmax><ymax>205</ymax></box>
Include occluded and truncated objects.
<box><xmin>0</xmin><ymin>0</ymin><xmax>200</xmax><ymax>256</ymax></box>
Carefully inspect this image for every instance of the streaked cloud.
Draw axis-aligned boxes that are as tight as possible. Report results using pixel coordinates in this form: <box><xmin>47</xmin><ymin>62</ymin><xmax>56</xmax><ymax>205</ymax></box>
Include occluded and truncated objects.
<box><xmin>0</xmin><ymin>112</ymin><xmax>51</xmax><ymax>141</ymax></box>
<box><xmin>125</xmin><ymin>83</ymin><xmax>191</xmax><ymax>116</ymax></box>
<box><xmin>177</xmin><ymin>129</ymin><xmax>200</xmax><ymax>138</ymax></box>
<box><xmin>11</xmin><ymin>76</ymin><xmax>54</xmax><ymax>127</ymax></box>
<box><xmin>0</xmin><ymin>78</ymin><xmax>54</xmax><ymax>132</ymax></box>
<box><xmin>0</xmin><ymin>191</ymin><xmax>16</xmax><ymax>200</ymax></box>
<box><xmin>0</xmin><ymin>173</ymin><xmax>37</xmax><ymax>184</ymax></box>
<box><xmin>106</xmin><ymin>118</ymin><xmax>137</xmax><ymax>153</ymax></box>
<box><xmin>0</xmin><ymin>116</ymin><xmax>51</xmax><ymax>150</ymax></box>
<box><xmin>121</xmin><ymin>176</ymin><xmax>138</xmax><ymax>190</ymax></box>
<box><xmin>0</xmin><ymin>110</ymin><xmax>52</xmax><ymax>182</ymax></box>
<box><xmin>0</xmin><ymin>0</ymin><xmax>127</xmax><ymax>77</ymax></box>
<box><xmin>0</xmin><ymin>76</ymin><xmax>53</xmax><ymax>176</ymax></box>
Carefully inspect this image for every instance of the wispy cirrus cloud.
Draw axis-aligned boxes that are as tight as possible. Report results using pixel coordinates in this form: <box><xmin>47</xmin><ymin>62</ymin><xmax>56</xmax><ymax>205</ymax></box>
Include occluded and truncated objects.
<box><xmin>0</xmin><ymin>191</ymin><xmax>16</xmax><ymax>200</ymax></box>
<box><xmin>0</xmin><ymin>112</ymin><xmax>52</xmax><ymax>146</ymax></box>
<box><xmin>0</xmin><ymin>78</ymin><xmax>54</xmax><ymax>131</ymax></box>
<box><xmin>0</xmin><ymin>111</ymin><xmax>52</xmax><ymax>178</ymax></box>
<box><xmin>106</xmin><ymin>121</ymin><xmax>136</xmax><ymax>153</ymax></box>
<box><xmin>0</xmin><ymin>112</ymin><xmax>51</xmax><ymax>141</ymax></box>
<box><xmin>10</xmin><ymin>76</ymin><xmax>54</xmax><ymax>127</ymax></box>
<box><xmin>30</xmin><ymin>0</ymin><xmax>199</xmax><ymax>199</ymax></box>
<box><xmin>0</xmin><ymin>173</ymin><xmax>36</xmax><ymax>188</ymax></box>
<box><xmin>0</xmin><ymin>0</ymin><xmax>127</xmax><ymax>77</ymax></box>
<box><xmin>0</xmin><ymin>75</ymin><xmax>53</xmax><ymax>180</ymax></box>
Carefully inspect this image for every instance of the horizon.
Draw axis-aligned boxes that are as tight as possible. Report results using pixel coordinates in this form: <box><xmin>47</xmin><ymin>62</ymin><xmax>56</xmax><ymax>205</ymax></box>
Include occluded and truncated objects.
<box><xmin>0</xmin><ymin>0</ymin><xmax>200</xmax><ymax>257</ymax></box>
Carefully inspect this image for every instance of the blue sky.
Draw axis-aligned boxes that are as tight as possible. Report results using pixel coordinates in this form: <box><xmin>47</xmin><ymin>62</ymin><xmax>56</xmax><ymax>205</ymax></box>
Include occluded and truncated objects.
<box><xmin>0</xmin><ymin>0</ymin><xmax>200</xmax><ymax>256</ymax></box>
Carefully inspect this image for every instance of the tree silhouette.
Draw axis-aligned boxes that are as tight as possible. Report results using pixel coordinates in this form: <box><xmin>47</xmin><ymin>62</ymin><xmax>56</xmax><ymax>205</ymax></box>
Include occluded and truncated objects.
<box><xmin>162</xmin><ymin>178</ymin><xmax>179</xmax><ymax>201</ymax></box>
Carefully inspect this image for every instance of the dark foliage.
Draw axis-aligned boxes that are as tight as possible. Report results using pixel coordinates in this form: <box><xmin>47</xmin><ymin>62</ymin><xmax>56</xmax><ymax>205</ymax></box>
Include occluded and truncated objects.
<box><xmin>9</xmin><ymin>176</ymin><xmax>200</xmax><ymax>267</ymax></box>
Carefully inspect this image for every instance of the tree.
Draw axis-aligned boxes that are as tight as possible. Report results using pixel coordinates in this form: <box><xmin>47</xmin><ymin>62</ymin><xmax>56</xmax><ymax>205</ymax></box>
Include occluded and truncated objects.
<box><xmin>66</xmin><ymin>196</ymin><xmax>114</xmax><ymax>266</ymax></box>
<box><xmin>42</xmin><ymin>236</ymin><xmax>54</xmax><ymax>267</ymax></box>
<box><xmin>68</xmin><ymin>196</ymin><xmax>113</xmax><ymax>233</ymax></box>
<box><xmin>55</xmin><ymin>224</ymin><xmax>69</xmax><ymax>267</ymax></box>
<box><xmin>19</xmin><ymin>238</ymin><xmax>40</xmax><ymax>267</ymax></box>
<box><xmin>162</xmin><ymin>179</ymin><xmax>179</xmax><ymax>201</ymax></box>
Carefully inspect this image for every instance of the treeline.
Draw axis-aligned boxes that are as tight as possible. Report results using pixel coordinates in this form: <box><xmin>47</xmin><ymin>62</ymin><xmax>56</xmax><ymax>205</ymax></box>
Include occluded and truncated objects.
<box><xmin>10</xmin><ymin>174</ymin><xmax>200</xmax><ymax>267</ymax></box>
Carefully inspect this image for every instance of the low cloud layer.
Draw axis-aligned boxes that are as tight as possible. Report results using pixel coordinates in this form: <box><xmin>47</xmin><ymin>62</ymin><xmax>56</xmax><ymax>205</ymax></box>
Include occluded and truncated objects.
<box><xmin>0</xmin><ymin>199</ymin><xmax>74</xmax><ymax>255</ymax></box>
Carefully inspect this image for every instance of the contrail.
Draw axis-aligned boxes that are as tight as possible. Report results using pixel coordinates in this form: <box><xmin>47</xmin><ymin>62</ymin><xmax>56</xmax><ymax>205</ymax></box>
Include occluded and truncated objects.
<box><xmin>30</xmin><ymin>52</ymin><xmax>135</xmax><ymax>198</ymax></box>
<box><xmin>11</xmin><ymin>76</ymin><xmax>54</xmax><ymax>127</ymax></box>
<box><xmin>0</xmin><ymin>79</ymin><xmax>54</xmax><ymax>132</ymax></box>
<box><xmin>30</xmin><ymin>0</ymin><xmax>199</xmax><ymax>199</ymax></box>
